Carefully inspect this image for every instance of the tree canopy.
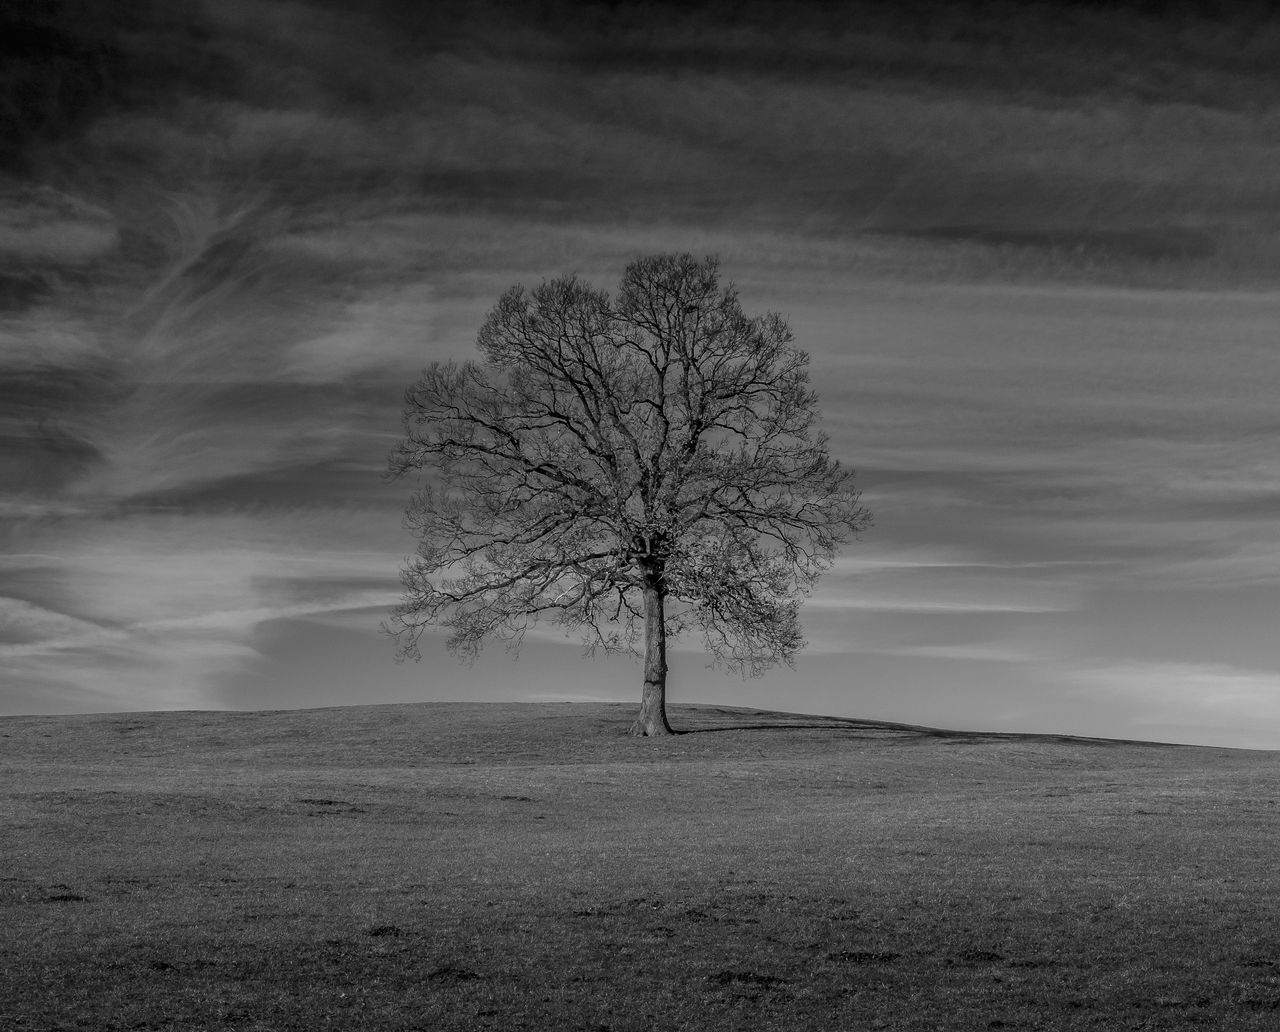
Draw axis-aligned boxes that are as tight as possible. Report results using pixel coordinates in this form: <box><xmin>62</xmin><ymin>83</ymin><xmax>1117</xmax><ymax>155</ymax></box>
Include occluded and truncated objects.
<box><xmin>387</xmin><ymin>253</ymin><xmax>870</xmax><ymax>734</ymax></box>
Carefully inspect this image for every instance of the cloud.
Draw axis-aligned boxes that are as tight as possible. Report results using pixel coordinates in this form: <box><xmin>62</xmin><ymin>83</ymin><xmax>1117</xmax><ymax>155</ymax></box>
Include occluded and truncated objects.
<box><xmin>0</xmin><ymin>580</ymin><xmax>402</xmax><ymax>713</ymax></box>
<box><xmin>0</xmin><ymin>309</ymin><xmax>105</xmax><ymax>371</ymax></box>
<box><xmin>0</xmin><ymin>596</ymin><xmax>122</xmax><ymax>649</ymax></box>
<box><xmin>3</xmin><ymin>0</ymin><xmax>1279</xmax><ymax>741</ymax></box>
<box><xmin>1065</xmin><ymin>660</ymin><xmax>1280</xmax><ymax>748</ymax></box>
<box><xmin>864</xmin><ymin>643</ymin><xmax>1033</xmax><ymax>664</ymax></box>
<box><xmin>806</xmin><ymin>597</ymin><xmax>1068</xmax><ymax>615</ymax></box>
<box><xmin>0</xmin><ymin>547</ymin><xmax>399</xmax><ymax>658</ymax></box>
<box><xmin>2</xmin><ymin>637</ymin><xmax>262</xmax><ymax>713</ymax></box>
<box><xmin>0</xmin><ymin>185</ymin><xmax>118</xmax><ymax>263</ymax></box>
<box><xmin>825</xmin><ymin>551</ymin><xmax>1117</xmax><ymax>575</ymax></box>
<box><xmin>282</xmin><ymin>282</ymin><xmax>439</xmax><ymax>382</ymax></box>
<box><xmin>811</xmin><ymin>548</ymin><xmax>1088</xmax><ymax>620</ymax></box>
<box><xmin>0</xmin><ymin>511</ymin><xmax>409</xmax><ymax>712</ymax></box>
<box><xmin>7</xmin><ymin>0</ymin><xmax>1278</xmax><ymax>519</ymax></box>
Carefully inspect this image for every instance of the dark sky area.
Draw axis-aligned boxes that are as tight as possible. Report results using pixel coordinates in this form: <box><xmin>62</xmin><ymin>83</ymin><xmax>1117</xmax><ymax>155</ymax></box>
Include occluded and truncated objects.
<box><xmin>3</xmin><ymin>0</ymin><xmax>1279</xmax><ymax>746</ymax></box>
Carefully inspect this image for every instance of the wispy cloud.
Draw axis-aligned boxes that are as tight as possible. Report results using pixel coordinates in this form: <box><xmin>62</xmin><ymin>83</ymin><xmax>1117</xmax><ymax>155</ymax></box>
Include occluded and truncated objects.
<box><xmin>0</xmin><ymin>597</ymin><xmax>122</xmax><ymax>649</ymax></box>
<box><xmin>1064</xmin><ymin>660</ymin><xmax>1280</xmax><ymax>749</ymax></box>
<box><xmin>863</xmin><ymin>643</ymin><xmax>1034</xmax><ymax>664</ymax></box>
<box><xmin>4</xmin><ymin>1</ymin><xmax>1280</xmax><ymax>743</ymax></box>
<box><xmin>0</xmin><ymin>582</ymin><xmax>402</xmax><ymax>712</ymax></box>
<box><xmin>807</xmin><ymin>597</ymin><xmax>1069</xmax><ymax>615</ymax></box>
<box><xmin>0</xmin><ymin>513</ymin><xmax>405</xmax><ymax>711</ymax></box>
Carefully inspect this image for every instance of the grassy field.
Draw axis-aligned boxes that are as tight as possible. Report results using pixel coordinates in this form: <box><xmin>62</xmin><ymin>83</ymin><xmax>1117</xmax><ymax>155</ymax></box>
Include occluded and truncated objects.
<box><xmin>2</xmin><ymin>701</ymin><xmax>1279</xmax><ymax>1031</ymax></box>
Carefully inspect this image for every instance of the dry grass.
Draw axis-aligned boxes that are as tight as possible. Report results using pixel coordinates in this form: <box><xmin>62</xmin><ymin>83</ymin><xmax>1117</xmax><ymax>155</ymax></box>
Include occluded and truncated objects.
<box><xmin>2</xmin><ymin>701</ymin><xmax>1279</xmax><ymax>1030</ymax></box>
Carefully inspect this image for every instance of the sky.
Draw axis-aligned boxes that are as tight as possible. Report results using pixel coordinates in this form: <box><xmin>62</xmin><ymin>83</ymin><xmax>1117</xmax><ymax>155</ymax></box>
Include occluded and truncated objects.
<box><xmin>3</xmin><ymin>0</ymin><xmax>1280</xmax><ymax>747</ymax></box>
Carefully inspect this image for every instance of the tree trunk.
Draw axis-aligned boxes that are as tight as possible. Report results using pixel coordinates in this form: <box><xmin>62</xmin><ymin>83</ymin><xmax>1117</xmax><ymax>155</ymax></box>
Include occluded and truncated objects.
<box><xmin>629</xmin><ymin>576</ymin><xmax>674</xmax><ymax>736</ymax></box>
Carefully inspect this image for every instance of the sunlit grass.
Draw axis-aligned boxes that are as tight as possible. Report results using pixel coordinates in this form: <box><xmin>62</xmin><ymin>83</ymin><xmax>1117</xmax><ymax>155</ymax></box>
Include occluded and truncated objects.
<box><xmin>3</xmin><ymin>702</ymin><xmax>1279</xmax><ymax>1030</ymax></box>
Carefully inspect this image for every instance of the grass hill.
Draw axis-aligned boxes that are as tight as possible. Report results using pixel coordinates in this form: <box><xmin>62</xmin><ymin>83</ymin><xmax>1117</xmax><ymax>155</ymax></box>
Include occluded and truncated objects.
<box><xmin>3</xmin><ymin>702</ymin><xmax>1279</xmax><ymax>1030</ymax></box>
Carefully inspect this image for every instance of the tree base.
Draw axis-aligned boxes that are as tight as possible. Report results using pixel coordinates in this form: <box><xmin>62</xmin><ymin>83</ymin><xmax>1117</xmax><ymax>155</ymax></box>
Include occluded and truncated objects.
<box><xmin>628</xmin><ymin>681</ymin><xmax>674</xmax><ymax>736</ymax></box>
<box><xmin>627</xmin><ymin>717</ymin><xmax>675</xmax><ymax>737</ymax></box>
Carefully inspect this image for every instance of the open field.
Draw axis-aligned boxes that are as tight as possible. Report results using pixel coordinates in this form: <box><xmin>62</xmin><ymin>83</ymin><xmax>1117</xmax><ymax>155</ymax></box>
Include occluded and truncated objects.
<box><xmin>2</xmin><ymin>702</ymin><xmax>1279</xmax><ymax>1031</ymax></box>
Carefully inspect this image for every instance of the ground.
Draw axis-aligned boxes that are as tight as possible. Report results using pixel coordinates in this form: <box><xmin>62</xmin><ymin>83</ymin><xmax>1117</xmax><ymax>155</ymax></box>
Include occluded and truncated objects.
<box><xmin>2</xmin><ymin>701</ymin><xmax>1278</xmax><ymax>1030</ymax></box>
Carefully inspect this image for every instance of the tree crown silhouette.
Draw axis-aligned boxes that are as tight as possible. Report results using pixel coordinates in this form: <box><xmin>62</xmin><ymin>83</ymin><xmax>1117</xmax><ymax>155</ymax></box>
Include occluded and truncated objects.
<box><xmin>387</xmin><ymin>253</ymin><xmax>870</xmax><ymax>734</ymax></box>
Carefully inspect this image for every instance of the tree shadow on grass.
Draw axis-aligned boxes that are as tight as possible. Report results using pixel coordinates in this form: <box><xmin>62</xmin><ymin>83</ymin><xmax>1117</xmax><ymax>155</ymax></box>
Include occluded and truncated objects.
<box><xmin>671</xmin><ymin>708</ymin><xmax>1180</xmax><ymax>748</ymax></box>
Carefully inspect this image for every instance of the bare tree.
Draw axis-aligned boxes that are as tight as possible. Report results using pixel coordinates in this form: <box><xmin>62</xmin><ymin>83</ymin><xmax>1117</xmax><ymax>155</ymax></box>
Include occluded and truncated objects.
<box><xmin>387</xmin><ymin>254</ymin><xmax>871</xmax><ymax>735</ymax></box>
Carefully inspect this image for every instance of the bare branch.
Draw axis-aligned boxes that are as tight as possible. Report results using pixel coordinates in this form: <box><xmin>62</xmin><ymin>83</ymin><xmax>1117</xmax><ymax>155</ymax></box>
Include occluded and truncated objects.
<box><xmin>387</xmin><ymin>252</ymin><xmax>871</xmax><ymax>690</ymax></box>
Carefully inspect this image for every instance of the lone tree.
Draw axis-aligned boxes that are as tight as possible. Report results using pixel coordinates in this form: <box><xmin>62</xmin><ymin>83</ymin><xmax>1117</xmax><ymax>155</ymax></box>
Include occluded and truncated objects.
<box><xmin>387</xmin><ymin>254</ymin><xmax>870</xmax><ymax>735</ymax></box>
